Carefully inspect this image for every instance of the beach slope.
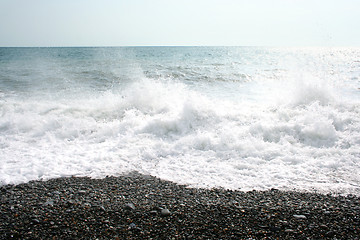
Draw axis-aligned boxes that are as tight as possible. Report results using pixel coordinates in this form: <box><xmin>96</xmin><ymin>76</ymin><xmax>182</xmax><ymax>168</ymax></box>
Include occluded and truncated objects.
<box><xmin>1</xmin><ymin>172</ymin><xmax>359</xmax><ymax>239</ymax></box>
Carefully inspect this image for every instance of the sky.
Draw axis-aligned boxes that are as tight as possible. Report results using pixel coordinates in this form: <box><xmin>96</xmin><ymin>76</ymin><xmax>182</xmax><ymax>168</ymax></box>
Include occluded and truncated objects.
<box><xmin>0</xmin><ymin>0</ymin><xmax>359</xmax><ymax>47</ymax></box>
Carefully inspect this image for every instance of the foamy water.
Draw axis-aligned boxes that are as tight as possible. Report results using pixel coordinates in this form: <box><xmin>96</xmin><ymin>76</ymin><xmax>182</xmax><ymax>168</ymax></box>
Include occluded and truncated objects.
<box><xmin>1</xmin><ymin>47</ymin><xmax>360</xmax><ymax>195</ymax></box>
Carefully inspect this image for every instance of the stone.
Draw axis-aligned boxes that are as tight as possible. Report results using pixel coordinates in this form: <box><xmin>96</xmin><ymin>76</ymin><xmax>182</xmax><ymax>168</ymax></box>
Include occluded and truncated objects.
<box><xmin>150</xmin><ymin>210</ymin><xmax>158</xmax><ymax>215</ymax></box>
<box><xmin>129</xmin><ymin>223</ymin><xmax>136</xmax><ymax>229</ymax></box>
<box><xmin>43</xmin><ymin>199</ymin><xmax>54</xmax><ymax>206</ymax></box>
<box><xmin>124</xmin><ymin>203</ymin><xmax>136</xmax><ymax>211</ymax></box>
<box><xmin>161</xmin><ymin>209</ymin><xmax>171</xmax><ymax>216</ymax></box>
<box><xmin>0</xmin><ymin>172</ymin><xmax>359</xmax><ymax>239</ymax></box>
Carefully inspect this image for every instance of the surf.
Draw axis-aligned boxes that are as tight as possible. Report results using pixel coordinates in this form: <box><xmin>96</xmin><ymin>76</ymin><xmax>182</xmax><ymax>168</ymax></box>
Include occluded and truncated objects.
<box><xmin>0</xmin><ymin>47</ymin><xmax>359</xmax><ymax>195</ymax></box>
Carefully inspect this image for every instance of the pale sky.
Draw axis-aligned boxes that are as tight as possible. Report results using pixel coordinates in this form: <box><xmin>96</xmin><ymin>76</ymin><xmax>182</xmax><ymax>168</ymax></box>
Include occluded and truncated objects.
<box><xmin>0</xmin><ymin>0</ymin><xmax>359</xmax><ymax>47</ymax></box>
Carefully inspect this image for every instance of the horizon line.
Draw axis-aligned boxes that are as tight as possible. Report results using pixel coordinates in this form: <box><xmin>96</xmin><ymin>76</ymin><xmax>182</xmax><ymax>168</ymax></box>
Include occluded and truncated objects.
<box><xmin>1</xmin><ymin>45</ymin><xmax>359</xmax><ymax>48</ymax></box>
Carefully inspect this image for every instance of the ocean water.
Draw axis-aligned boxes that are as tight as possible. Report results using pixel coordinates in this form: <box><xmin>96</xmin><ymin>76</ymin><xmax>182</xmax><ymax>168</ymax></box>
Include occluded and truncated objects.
<box><xmin>1</xmin><ymin>47</ymin><xmax>360</xmax><ymax>195</ymax></box>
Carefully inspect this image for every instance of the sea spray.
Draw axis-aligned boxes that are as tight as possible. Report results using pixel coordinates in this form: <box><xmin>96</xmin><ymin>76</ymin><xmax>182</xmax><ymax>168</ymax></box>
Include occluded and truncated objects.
<box><xmin>0</xmin><ymin>47</ymin><xmax>359</xmax><ymax>195</ymax></box>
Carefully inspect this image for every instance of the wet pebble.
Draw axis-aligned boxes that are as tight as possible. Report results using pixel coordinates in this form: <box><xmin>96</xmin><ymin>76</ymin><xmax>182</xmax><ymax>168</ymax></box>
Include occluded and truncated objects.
<box><xmin>0</xmin><ymin>172</ymin><xmax>359</xmax><ymax>239</ymax></box>
<box><xmin>124</xmin><ymin>203</ymin><xmax>136</xmax><ymax>211</ymax></box>
<box><xmin>160</xmin><ymin>208</ymin><xmax>171</xmax><ymax>216</ymax></box>
<box><xmin>293</xmin><ymin>214</ymin><xmax>307</xmax><ymax>219</ymax></box>
<box><xmin>150</xmin><ymin>210</ymin><xmax>158</xmax><ymax>215</ymax></box>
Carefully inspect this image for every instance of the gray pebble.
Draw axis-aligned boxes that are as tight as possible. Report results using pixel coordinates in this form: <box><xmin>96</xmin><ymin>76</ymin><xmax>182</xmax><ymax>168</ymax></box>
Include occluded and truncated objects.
<box><xmin>43</xmin><ymin>199</ymin><xmax>54</xmax><ymax>206</ymax></box>
<box><xmin>124</xmin><ymin>203</ymin><xmax>136</xmax><ymax>210</ymax></box>
<box><xmin>293</xmin><ymin>214</ymin><xmax>307</xmax><ymax>219</ymax></box>
<box><xmin>161</xmin><ymin>208</ymin><xmax>171</xmax><ymax>216</ymax></box>
<box><xmin>0</xmin><ymin>172</ymin><xmax>358</xmax><ymax>239</ymax></box>
<box><xmin>150</xmin><ymin>210</ymin><xmax>158</xmax><ymax>215</ymax></box>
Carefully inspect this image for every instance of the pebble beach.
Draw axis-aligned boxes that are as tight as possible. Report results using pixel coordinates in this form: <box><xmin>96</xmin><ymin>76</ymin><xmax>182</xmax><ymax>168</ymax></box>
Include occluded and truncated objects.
<box><xmin>1</xmin><ymin>172</ymin><xmax>359</xmax><ymax>239</ymax></box>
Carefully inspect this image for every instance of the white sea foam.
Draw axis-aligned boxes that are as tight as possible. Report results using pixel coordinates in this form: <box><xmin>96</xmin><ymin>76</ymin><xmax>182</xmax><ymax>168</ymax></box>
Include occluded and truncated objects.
<box><xmin>1</xmin><ymin>75</ymin><xmax>359</xmax><ymax>195</ymax></box>
<box><xmin>1</xmin><ymin>47</ymin><xmax>360</xmax><ymax>195</ymax></box>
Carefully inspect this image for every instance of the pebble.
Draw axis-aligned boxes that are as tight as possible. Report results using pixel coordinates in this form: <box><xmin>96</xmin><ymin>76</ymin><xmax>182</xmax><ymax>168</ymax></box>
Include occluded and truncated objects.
<box><xmin>32</xmin><ymin>219</ymin><xmax>40</xmax><ymax>224</ymax></box>
<box><xmin>128</xmin><ymin>223</ymin><xmax>136</xmax><ymax>229</ymax></box>
<box><xmin>160</xmin><ymin>208</ymin><xmax>171</xmax><ymax>216</ymax></box>
<box><xmin>150</xmin><ymin>210</ymin><xmax>158</xmax><ymax>215</ymax></box>
<box><xmin>124</xmin><ymin>203</ymin><xmax>136</xmax><ymax>211</ymax></box>
<box><xmin>43</xmin><ymin>199</ymin><xmax>54</xmax><ymax>206</ymax></box>
<box><xmin>320</xmin><ymin>224</ymin><xmax>328</xmax><ymax>229</ymax></box>
<box><xmin>0</xmin><ymin>172</ymin><xmax>359</xmax><ymax>239</ymax></box>
<box><xmin>325</xmin><ymin>231</ymin><xmax>336</xmax><ymax>237</ymax></box>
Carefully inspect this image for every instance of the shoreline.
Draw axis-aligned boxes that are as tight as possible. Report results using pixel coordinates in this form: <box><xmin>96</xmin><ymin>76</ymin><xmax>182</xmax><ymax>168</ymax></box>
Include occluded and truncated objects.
<box><xmin>1</xmin><ymin>172</ymin><xmax>359</xmax><ymax>239</ymax></box>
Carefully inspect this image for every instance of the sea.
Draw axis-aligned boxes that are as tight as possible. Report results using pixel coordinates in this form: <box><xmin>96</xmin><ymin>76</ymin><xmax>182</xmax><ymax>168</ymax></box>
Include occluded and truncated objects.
<box><xmin>1</xmin><ymin>47</ymin><xmax>360</xmax><ymax>195</ymax></box>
